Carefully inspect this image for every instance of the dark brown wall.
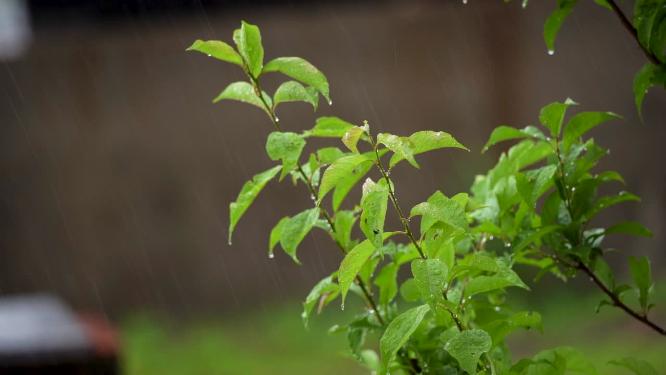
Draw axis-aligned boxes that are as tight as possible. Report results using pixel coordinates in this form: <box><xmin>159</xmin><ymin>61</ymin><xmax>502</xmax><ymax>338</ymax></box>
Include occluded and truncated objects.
<box><xmin>1</xmin><ymin>0</ymin><xmax>664</xmax><ymax>318</ymax></box>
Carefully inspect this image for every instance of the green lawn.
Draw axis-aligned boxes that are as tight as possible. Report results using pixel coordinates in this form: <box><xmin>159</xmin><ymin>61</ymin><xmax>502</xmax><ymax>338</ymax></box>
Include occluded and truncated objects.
<box><xmin>122</xmin><ymin>286</ymin><xmax>665</xmax><ymax>374</ymax></box>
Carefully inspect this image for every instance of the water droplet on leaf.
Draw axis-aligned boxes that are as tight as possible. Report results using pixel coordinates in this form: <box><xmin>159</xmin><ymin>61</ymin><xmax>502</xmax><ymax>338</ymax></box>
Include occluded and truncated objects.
<box><xmin>547</xmin><ymin>49</ymin><xmax>555</xmax><ymax>56</ymax></box>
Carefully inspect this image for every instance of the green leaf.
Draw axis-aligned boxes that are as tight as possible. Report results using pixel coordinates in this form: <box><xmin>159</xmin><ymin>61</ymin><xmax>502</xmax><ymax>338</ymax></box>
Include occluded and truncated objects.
<box><xmin>410</xmin><ymin>192</ymin><xmax>468</xmax><ymax>234</ymax></box>
<box><xmin>633</xmin><ymin>63</ymin><xmax>666</xmax><ymax>118</ymax></box>
<box><xmin>338</xmin><ymin>233</ymin><xmax>398</xmax><ymax>307</ymax></box>
<box><xmin>279</xmin><ymin>208</ymin><xmax>320</xmax><ymax>264</ymax></box>
<box><xmin>228</xmin><ymin>165</ymin><xmax>281</xmax><ymax>243</ymax></box>
<box><xmin>562</xmin><ymin>111</ymin><xmax>621</xmax><ymax>150</ymax></box>
<box><xmin>263</xmin><ymin>57</ymin><xmax>330</xmax><ymax>102</ymax></box>
<box><xmin>516</xmin><ymin>165</ymin><xmax>557</xmax><ymax>207</ymax></box>
<box><xmin>273</xmin><ymin>81</ymin><xmax>318</xmax><ymax>110</ymax></box>
<box><xmin>302</xmin><ymin>275</ymin><xmax>338</xmax><ymax>327</ymax></box>
<box><xmin>213</xmin><ymin>81</ymin><xmax>272</xmax><ymax>115</ymax></box>
<box><xmin>513</xmin><ymin>347</ymin><xmax>597</xmax><ymax>375</ymax></box>
<box><xmin>399</xmin><ymin>278</ymin><xmax>421</xmax><ymax>302</ymax></box>
<box><xmin>186</xmin><ymin>40</ymin><xmax>243</xmax><ymax>66</ymax></box>
<box><xmin>592</xmin><ymin>257</ymin><xmax>615</xmax><ymax>291</ymax></box>
<box><xmin>306</xmin><ymin>117</ymin><xmax>356</xmax><ymax>138</ymax></box>
<box><xmin>342</xmin><ymin>126</ymin><xmax>366</xmax><ymax>153</ymax></box>
<box><xmin>265</xmin><ymin>132</ymin><xmax>306</xmax><ymax>180</ymax></box>
<box><xmin>268</xmin><ymin>216</ymin><xmax>289</xmax><ymax>257</ymax></box>
<box><xmin>316</xmin><ymin>147</ymin><xmax>345</xmax><ymax>165</ymax></box>
<box><xmin>318</xmin><ymin>152</ymin><xmax>375</xmax><ymax>202</ymax></box>
<box><xmin>332</xmin><ymin>158</ymin><xmax>376</xmax><ymax>211</ymax></box>
<box><xmin>585</xmin><ymin>192</ymin><xmax>641</xmax><ymax>220</ymax></box>
<box><xmin>389</xmin><ymin>130</ymin><xmax>468</xmax><ymax>168</ymax></box>
<box><xmin>464</xmin><ymin>270</ymin><xmax>529</xmax><ymax>297</ymax></box>
<box><xmin>374</xmin><ymin>263</ymin><xmax>399</xmax><ymax>305</ymax></box>
<box><xmin>360</xmin><ymin>179</ymin><xmax>389</xmax><ymax>250</ymax></box>
<box><xmin>444</xmin><ymin>329</ymin><xmax>491</xmax><ymax>374</ymax></box>
<box><xmin>482</xmin><ymin>125</ymin><xmax>544</xmax><ymax>153</ymax></box>
<box><xmin>609</xmin><ymin>357</ymin><xmax>658</xmax><ymax>375</ymax></box>
<box><xmin>605</xmin><ymin>221</ymin><xmax>653</xmax><ymax>237</ymax></box>
<box><xmin>484</xmin><ymin>311</ymin><xmax>542</xmax><ymax>345</ymax></box>
<box><xmin>378</xmin><ymin>133</ymin><xmax>419</xmax><ymax>168</ymax></box>
<box><xmin>539</xmin><ymin>97</ymin><xmax>577</xmax><ymax>137</ymax></box>
<box><xmin>233</xmin><ymin>21</ymin><xmax>264</xmax><ymax>77</ymax></box>
<box><xmin>629</xmin><ymin>256</ymin><xmax>653</xmax><ymax>312</ymax></box>
<box><xmin>543</xmin><ymin>0</ymin><xmax>578</xmax><ymax>55</ymax></box>
<box><xmin>411</xmin><ymin>259</ymin><xmax>448</xmax><ymax>304</ymax></box>
<box><xmin>379</xmin><ymin>304</ymin><xmax>431</xmax><ymax>375</ymax></box>
<box><xmin>334</xmin><ymin>210</ymin><xmax>357</xmax><ymax>251</ymax></box>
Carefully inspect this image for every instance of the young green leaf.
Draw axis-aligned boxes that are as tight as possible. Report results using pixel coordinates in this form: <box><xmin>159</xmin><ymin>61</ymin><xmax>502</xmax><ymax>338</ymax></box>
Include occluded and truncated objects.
<box><xmin>585</xmin><ymin>192</ymin><xmax>641</xmax><ymax>220</ymax></box>
<box><xmin>334</xmin><ymin>210</ymin><xmax>357</xmax><ymax>251</ymax></box>
<box><xmin>342</xmin><ymin>126</ymin><xmax>366</xmax><ymax>153</ymax></box>
<box><xmin>302</xmin><ymin>275</ymin><xmax>338</xmax><ymax>327</ymax></box>
<box><xmin>213</xmin><ymin>81</ymin><xmax>272</xmax><ymax>115</ymax></box>
<box><xmin>379</xmin><ymin>304</ymin><xmax>431</xmax><ymax>375</ymax></box>
<box><xmin>229</xmin><ymin>165</ymin><xmax>282</xmax><ymax>243</ymax></box>
<box><xmin>539</xmin><ymin>97</ymin><xmax>577</xmax><ymax>137</ymax></box>
<box><xmin>464</xmin><ymin>270</ymin><xmax>529</xmax><ymax>297</ymax></box>
<box><xmin>279</xmin><ymin>208</ymin><xmax>320</xmax><ymax>264</ymax></box>
<box><xmin>318</xmin><ymin>152</ymin><xmax>375</xmax><ymax>201</ymax></box>
<box><xmin>482</xmin><ymin>125</ymin><xmax>544</xmax><ymax>153</ymax></box>
<box><xmin>332</xmin><ymin>159</ymin><xmax>375</xmax><ymax>211</ymax></box>
<box><xmin>377</xmin><ymin>133</ymin><xmax>418</xmax><ymax>168</ymax></box>
<box><xmin>605</xmin><ymin>221</ymin><xmax>653</xmax><ymax>237</ymax></box>
<box><xmin>410</xmin><ymin>192</ymin><xmax>468</xmax><ymax>234</ymax></box>
<box><xmin>633</xmin><ymin>63</ymin><xmax>666</xmax><ymax>118</ymax></box>
<box><xmin>374</xmin><ymin>263</ymin><xmax>399</xmax><ymax>305</ymax></box>
<box><xmin>543</xmin><ymin>0</ymin><xmax>578</xmax><ymax>55</ymax></box>
<box><xmin>609</xmin><ymin>357</ymin><xmax>658</xmax><ymax>375</ymax></box>
<box><xmin>273</xmin><ymin>81</ymin><xmax>318</xmax><ymax>110</ymax></box>
<box><xmin>187</xmin><ymin>40</ymin><xmax>243</xmax><ymax>66</ymax></box>
<box><xmin>389</xmin><ymin>130</ymin><xmax>468</xmax><ymax>168</ymax></box>
<box><xmin>411</xmin><ymin>259</ymin><xmax>448</xmax><ymax>304</ymax></box>
<box><xmin>360</xmin><ymin>179</ymin><xmax>389</xmax><ymax>250</ymax></box>
<box><xmin>561</xmin><ymin>111</ymin><xmax>620</xmax><ymax>150</ymax></box>
<box><xmin>306</xmin><ymin>117</ymin><xmax>356</xmax><ymax>138</ymax></box>
<box><xmin>233</xmin><ymin>21</ymin><xmax>264</xmax><ymax>78</ymax></box>
<box><xmin>265</xmin><ymin>132</ymin><xmax>306</xmax><ymax>180</ymax></box>
<box><xmin>338</xmin><ymin>232</ymin><xmax>398</xmax><ymax>307</ymax></box>
<box><xmin>263</xmin><ymin>57</ymin><xmax>330</xmax><ymax>102</ymax></box>
<box><xmin>268</xmin><ymin>216</ymin><xmax>289</xmax><ymax>257</ymax></box>
<box><xmin>484</xmin><ymin>311</ymin><xmax>542</xmax><ymax>345</ymax></box>
<box><xmin>629</xmin><ymin>256</ymin><xmax>653</xmax><ymax>312</ymax></box>
<box><xmin>444</xmin><ymin>329</ymin><xmax>492</xmax><ymax>374</ymax></box>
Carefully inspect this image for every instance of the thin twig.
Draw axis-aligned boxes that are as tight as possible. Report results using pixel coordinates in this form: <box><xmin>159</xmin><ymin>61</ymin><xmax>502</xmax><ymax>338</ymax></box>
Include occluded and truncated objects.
<box><xmin>606</xmin><ymin>0</ymin><xmax>662</xmax><ymax>66</ymax></box>
<box><xmin>577</xmin><ymin>260</ymin><xmax>665</xmax><ymax>336</ymax></box>
<box><xmin>371</xmin><ymin>144</ymin><xmax>427</xmax><ymax>259</ymax></box>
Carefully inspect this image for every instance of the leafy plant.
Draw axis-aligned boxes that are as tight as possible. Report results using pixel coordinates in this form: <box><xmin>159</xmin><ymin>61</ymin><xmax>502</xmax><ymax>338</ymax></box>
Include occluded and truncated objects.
<box><xmin>508</xmin><ymin>0</ymin><xmax>666</xmax><ymax>118</ymax></box>
<box><xmin>188</xmin><ymin>21</ymin><xmax>662</xmax><ymax>374</ymax></box>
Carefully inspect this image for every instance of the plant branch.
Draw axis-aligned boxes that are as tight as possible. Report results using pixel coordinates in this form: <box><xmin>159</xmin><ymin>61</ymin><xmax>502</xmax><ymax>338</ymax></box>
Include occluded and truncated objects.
<box><xmin>606</xmin><ymin>0</ymin><xmax>662</xmax><ymax>66</ymax></box>
<box><xmin>249</xmin><ymin>75</ymin><xmax>386</xmax><ymax>326</ymax></box>
<box><xmin>576</xmin><ymin>260</ymin><xmax>665</xmax><ymax>336</ymax></box>
<box><xmin>371</xmin><ymin>145</ymin><xmax>427</xmax><ymax>259</ymax></box>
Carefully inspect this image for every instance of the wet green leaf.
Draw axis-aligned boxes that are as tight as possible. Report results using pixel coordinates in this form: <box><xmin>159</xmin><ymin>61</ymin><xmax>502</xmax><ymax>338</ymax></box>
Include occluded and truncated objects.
<box><xmin>444</xmin><ymin>329</ymin><xmax>491</xmax><ymax>374</ymax></box>
<box><xmin>306</xmin><ymin>117</ymin><xmax>356</xmax><ymax>138</ymax></box>
<box><xmin>411</xmin><ymin>259</ymin><xmax>448</xmax><ymax>304</ymax></box>
<box><xmin>302</xmin><ymin>275</ymin><xmax>338</xmax><ymax>327</ymax></box>
<box><xmin>279</xmin><ymin>208</ymin><xmax>320</xmax><ymax>264</ymax></box>
<box><xmin>539</xmin><ymin>97</ymin><xmax>577</xmax><ymax>137</ymax></box>
<box><xmin>360</xmin><ymin>179</ymin><xmax>389</xmax><ymax>249</ymax></box>
<box><xmin>609</xmin><ymin>357</ymin><xmax>658</xmax><ymax>375</ymax></box>
<box><xmin>263</xmin><ymin>57</ymin><xmax>330</xmax><ymax>102</ymax></box>
<box><xmin>229</xmin><ymin>165</ymin><xmax>281</xmax><ymax>243</ymax></box>
<box><xmin>379</xmin><ymin>304</ymin><xmax>430</xmax><ymax>375</ymax></box>
<box><xmin>273</xmin><ymin>81</ymin><xmax>318</xmax><ymax>110</ymax></box>
<box><xmin>213</xmin><ymin>81</ymin><xmax>272</xmax><ymax>115</ymax></box>
<box><xmin>544</xmin><ymin>1</ymin><xmax>578</xmax><ymax>55</ymax></box>
<box><xmin>629</xmin><ymin>256</ymin><xmax>653</xmax><ymax>312</ymax></box>
<box><xmin>233</xmin><ymin>21</ymin><xmax>264</xmax><ymax>77</ymax></box>
<box><xmin>187</xmin><ymin>39</ymin><xmax>242</xmax><ymax>66</ymax></box>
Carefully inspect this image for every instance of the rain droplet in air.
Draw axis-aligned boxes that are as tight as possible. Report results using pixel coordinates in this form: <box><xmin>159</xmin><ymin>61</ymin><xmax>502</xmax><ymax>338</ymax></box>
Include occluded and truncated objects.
<box><xmin>462</xmin><ymin>0</ymin><xmax>468</xmax><ymax>4</ymax></box>
<box><xmin>547</xmin><ymin>49</ymin><xmax>555</xmax><ymax>56</ymax></box>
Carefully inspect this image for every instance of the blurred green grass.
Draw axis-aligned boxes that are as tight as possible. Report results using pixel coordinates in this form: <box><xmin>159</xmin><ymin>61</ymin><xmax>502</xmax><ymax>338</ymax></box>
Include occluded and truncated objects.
<box><xmin>122</xmin><ymin>286</ymin><xmax>666</xmax><ymax>375</ymax></box>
